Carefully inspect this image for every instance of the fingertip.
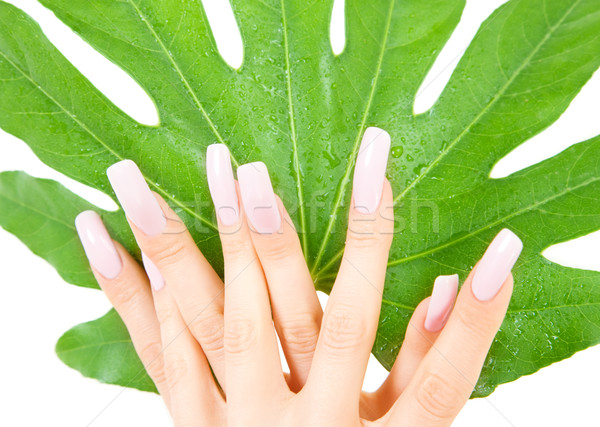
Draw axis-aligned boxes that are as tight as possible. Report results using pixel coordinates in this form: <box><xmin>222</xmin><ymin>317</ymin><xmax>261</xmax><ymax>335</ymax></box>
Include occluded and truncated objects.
<box><xmin>142</xmin><ymin>252</ymin><xmax>166</xmax><ymax>292</ymax></box>
<box><xmin>151</xmin><ymin>190</ymin><xmax>169</xmax><ymax>211</ymax></box>
<box><xmin>273</xmin><ymin>194</ymin><xmax>298</xmax><ymax>233</ymax></box>
<box><xmin>379</xmin><ymin>179</ymin><xmax>394</xmax><ymax>207</ymax></box>
<box><xmin>407</xmin><ymin>297</ymin><xmax>431</xmax><ymax>333</ymax></box>
<box><xmin>424</xmin><ymin>274</ymin><xmax>459</xmax><ymax>333</ymax></box>
<box><xmin>382</xmin><ymin>178</ymin><xmax>393</xmax><ymax>198</ymax></box>
<box><xmin>207</xmin><ymin>144</ymin><xmax>239</xmax><ymax>226</ymax></box>
<box><xmin>471</xmin><ymin>229</ymin><xmax>522</xmax><ymax>301</ymax></box>
<box><xmin>237</xmin><ymin>162</ymin><xmax>281</xmax><ymax>234</ymax></box>
<box><xmin>107</xmin><ymin>159</ymin><xmax>166</xmax><ymax>237</ymax></box>
<box><xmin>352</xmin><ymin>128</ymin><xmax>391</xmax><ymax>214</ymax></box>
<box><xmin>144</xmin><ymin>191</ymin><xmax>187</xmax><ymax>236</ymax></box>
<box><xmin>404</xmin><ymin>296</ymin><xmax>437</xmax><ymax>345</ymax></box>
<box><xmin>75</xmin><ymin>210</ymin><xmax>123</xmax><ymax>280</ymax></box>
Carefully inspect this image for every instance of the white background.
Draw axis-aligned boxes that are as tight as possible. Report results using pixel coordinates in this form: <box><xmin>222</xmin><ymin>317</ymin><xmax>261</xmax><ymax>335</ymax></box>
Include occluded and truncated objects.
<box><xmin>1</xmin><ymin>0</ymin><xmax>599</xmax><ymax>426</ymax></box>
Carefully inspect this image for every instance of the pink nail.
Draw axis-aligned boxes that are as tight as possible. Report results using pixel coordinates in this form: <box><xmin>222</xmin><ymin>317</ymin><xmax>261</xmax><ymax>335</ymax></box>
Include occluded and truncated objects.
<box><xmin>472</xmin><ymin>229</ymin><xmax>523</xmax><ymax>301</ymax></box>
<box><xmin>206</xmin><ymin>144</ymin><xmax>239</xmax><ymax>226</ymax></box>
<box><xmin>75</xmin><ymin>211</ymin><xmax>122</xmax><ymax>279</ymax></box>
<box><xmin>142</xmin><ymin>252</ymin><xmax>165</xmax><ymax>291</ymax></box>
<box><xmin>352</xmin><ymin>127</ymin><xmax>391</xmax><ymax>214</ymax></box>
<box><xmin>237</xmin><ymin>162</ymin><xmax>281</xmax><ymax>234</ymax></box>
<box><xmin>424</xmin><ymin>274</ymin><xmax>458</xmax><ymax>332</ymax></box>
<box><xmin>107</xmin><ymin>160</ymin><xmax>166</xmax><ymax>236</ymax></box>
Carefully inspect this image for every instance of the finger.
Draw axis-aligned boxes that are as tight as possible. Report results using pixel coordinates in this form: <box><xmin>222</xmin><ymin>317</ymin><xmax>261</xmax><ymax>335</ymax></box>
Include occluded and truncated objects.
<box><xmin>106</xmin><ymin>160</ymin><xmax>226</xmax><ymax>388</ymax></box>
<box><xmin>220</xmin><ymin>161</ymin><xmax>289</xmax><ymax>419</ymax></box>
<box><xmin>75</xmin><ymin>211</ymin><xmax>169</xmax><ymax>401</ymax></box>
<box><xmin>208</xmin><ymin>144</ymin><xmax>322</xmax><ymax>392</ymax></box>
<box><xmin>145</xmin><ymin>255</ymin><xmax>223</xmax><ymax>426</ymax></box>
<box><xmin>369</xmin><ymin>275</ymin><xmax>458</xmax><ymax>418</ymax></box>
<box><xmin>305</xmin><ymin>128</ymin><xmax>392</xmax><ymax>419</ymax></box>
<box><xmin>260</xmin><ymin>199</ymin><xmax>322</xmax><ymax>392</ymax></box>
<box><xmin>387</xmin><ymin>229</ymin><xmax>522</xmax><ymax>426</ymax></box>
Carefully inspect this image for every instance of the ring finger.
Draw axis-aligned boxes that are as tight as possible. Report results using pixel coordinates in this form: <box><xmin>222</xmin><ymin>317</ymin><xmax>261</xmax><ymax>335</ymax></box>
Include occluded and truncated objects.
<box><xmin>211</xmin><ymin>158</ymin><xmax>289</xmax><ymax>421</ymax></box>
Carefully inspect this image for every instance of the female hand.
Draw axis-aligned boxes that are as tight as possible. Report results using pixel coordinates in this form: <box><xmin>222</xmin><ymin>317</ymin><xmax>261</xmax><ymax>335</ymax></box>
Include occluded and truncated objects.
<box><xmin>75</xmin><ymin>127</ymin><xmax>522</xmax><ymax>426</ymax></box>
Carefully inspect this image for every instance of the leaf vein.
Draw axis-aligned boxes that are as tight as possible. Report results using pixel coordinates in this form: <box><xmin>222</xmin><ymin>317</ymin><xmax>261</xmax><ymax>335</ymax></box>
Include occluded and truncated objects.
<box><xmin>311</xmin><ymin>0</ymin><xmax>397</xmax><ymax>273</ymax></box>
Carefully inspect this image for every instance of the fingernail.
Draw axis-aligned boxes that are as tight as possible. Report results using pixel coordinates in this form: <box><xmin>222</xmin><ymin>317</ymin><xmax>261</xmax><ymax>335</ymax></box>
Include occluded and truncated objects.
<box><xmin>472</xmin><ymin>229</ymin><xmax>523</xmax><ymax>301</ymax></box>
<box><xmin>237</xmin><ymin>162</ymin><xmax>281</xmax><ymax>234</ymax></box>
<box><xmin>75</xmin><ymin>211</ymin><xmax>122</xmax><ymax>279</ymax></box>
<box><xmin>142</xmin><ymin>252</ymin><xmax>165</xmax><ymax>291</ymax></box>
<box><xmin>352</xmin><ymin>127</ymin><xmax>391</xmax><ymax>214</ymax></box>
<box><xmin>206</xmin><ymin>144</ymin><xmax>239</xmax><ymax>226</ymax></box>
<box><xmin>107</xmin><ymin>160</ymin><xmax>166</xmax><ymax>236</ymax></box>
<box><xmin>424</xmin><ymin>274</ymin><xmax>458</xmax><ymax>332</ymax></box>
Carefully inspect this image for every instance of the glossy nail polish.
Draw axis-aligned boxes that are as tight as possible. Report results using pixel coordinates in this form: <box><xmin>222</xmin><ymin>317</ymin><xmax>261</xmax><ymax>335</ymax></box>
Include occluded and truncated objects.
<box><xmin>237</xmin><ymin>162</ymin><xmax>281</xmax><ymax>234</ymax></box>
<box><xmin>75</xmin><ymin>210</ymin><xmax>122</xmax><ymax>279</ymax></box>
<box><xmin>352</xmin><ymin>127</ymin><xmax>391</xmax><ymax>214</ymax></box>
<box><xmin>142</xmin><ymin>252</ymin><xmax>165</xmax><ymax>291</ymax></box>
<box><xmin>472</xmin><ymin>229</ymin><xmax>523</xmax><ymax>301</ymax></box>
<box><xmin>206</xmin><ymin>144</ymin><xmax>239</xmax><ymax>226</ymax></box>
<box><xmin>424</xmin><ymin>274</ymin><xmax>459</xmax><ymax>332</ymax></box>
<box><xmin>107</xmin><ymin>159</ymin><xmax>166</xmax><ymax>236</ymax></box>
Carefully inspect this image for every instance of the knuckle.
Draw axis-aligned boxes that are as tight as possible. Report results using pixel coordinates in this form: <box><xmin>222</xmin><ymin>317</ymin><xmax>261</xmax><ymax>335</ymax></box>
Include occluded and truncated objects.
<box><xmin>139</xmin><ymin>341</ymin><xmax>162</xmax><ymax>364</ymax></box>
<box><xmin>156</xmin><ymin>305</ymin><xmax>180</xmax><ymax>326</ymax></box>
<box><xmin>224</xmin><ymin>317</ymin><xmax>257</xmax><ymax>357</ymax></box>
<box><xmin>221</xmin><ymin>233</ymin><xmax>254</xmax><ymax>260</ymax></box>
<box><xmin>149</xmin><ymin>239</ymin><xmax>189</xmax><ymax>270</ymax></box>
<box><xmin>455</xmin><ymin>303</ymin><xmax>494</xmax><ymax>340</ymax></box>
<box><xmin>150</xmin><ymin>365</ymin><xmax>168</xmax><ymax>391</ymax></box>
<box><xmin>321</xmin><ymin>308</ymin><xmax>366</xmax><ymax>354</ymax></box>
<box><xmin>277</xmin><ymin>312</ymin><xmax>320</xmax><ymax>356</ymax></box>
<box><xmin>259</xmin><ymin>236</ymin><xmax>298</xmax><ymax>262</ymax></box>
<box><xmin>190</xmin><ymin>313</ymin><xmax>225</xmax><ymax>355</ymax></box>
<box><xmin>139</xmin><ymin>342</ymin><xmax>166</xmax><ymax>383</ymax></box>
<box><xmin>346</xmin><ymin>214</ymin><xmax>394</xmax><ymax>251</ymax></box>
<box><xmin>165</xmin><ymin>357</ymin><xmax>190</xmax><ymax>391</ymax></box>
<box><xmin>107</xmin><ymin>280</ymin><xmax>140</xmax><ymax>310</ymax></box>
<box><xmin>416</xmin><ymin>372</ymin><xmax>464</xmax><ymax>421</ymax></box>
<box><xmin>345</xmin><ymin>226</ymin><xmax>381</xmax><ymax>250</ymax></box>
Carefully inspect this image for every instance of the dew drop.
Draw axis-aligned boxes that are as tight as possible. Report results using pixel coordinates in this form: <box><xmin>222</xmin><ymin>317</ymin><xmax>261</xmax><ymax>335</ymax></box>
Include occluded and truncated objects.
<box><xmin>391</xmin><ymin>146</ymin><xmax>404</xmax><ymax>158</ymax></box>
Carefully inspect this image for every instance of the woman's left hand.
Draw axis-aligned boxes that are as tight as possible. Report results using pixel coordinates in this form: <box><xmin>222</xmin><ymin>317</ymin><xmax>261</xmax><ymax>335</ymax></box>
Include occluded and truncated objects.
<box><xmin>75</xmin><ymin>128</ymin><xmax>521</xmax><ymax>426</ymax></box>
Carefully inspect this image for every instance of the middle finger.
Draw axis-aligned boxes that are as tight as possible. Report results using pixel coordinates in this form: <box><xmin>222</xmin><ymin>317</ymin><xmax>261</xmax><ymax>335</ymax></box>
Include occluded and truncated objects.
<box><xmin>214</xmin><ymin>159</ymin><xmax>290</xmax><ymax>421</ymax></box>
<box><xmin>207</xmin><ymin>143</ymin><xmax>322</xmax><ymax>392</ymax></box>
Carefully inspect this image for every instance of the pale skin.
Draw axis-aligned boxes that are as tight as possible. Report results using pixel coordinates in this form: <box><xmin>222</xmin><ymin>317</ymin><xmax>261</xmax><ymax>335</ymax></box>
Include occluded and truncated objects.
<box><xmin>88</xmin><ymin>177</ymin><xmax>517</xmax><ymax>427</ymax></box>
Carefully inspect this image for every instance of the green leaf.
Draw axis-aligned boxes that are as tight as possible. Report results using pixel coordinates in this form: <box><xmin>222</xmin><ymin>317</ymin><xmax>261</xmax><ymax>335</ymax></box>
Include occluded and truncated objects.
<box><xmin>0</xmin><ymin>171</ymin><xmax>132</xmax><ymax>289</ymax></box>
<box><xmin>0</xmin><ymin>0</ymin><xmax>599</xmax><ymax>397</ymax></box>
<box><xmin>56</xmin><ymin>308</ymin><xmax>156</xmax><ymax>393</ymax></box>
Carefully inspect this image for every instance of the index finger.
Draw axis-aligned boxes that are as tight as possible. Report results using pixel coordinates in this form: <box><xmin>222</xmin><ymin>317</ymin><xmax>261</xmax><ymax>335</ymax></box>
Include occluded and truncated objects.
<box><xmin>303</xmin><ymin>128</ymin><xmax>393</xmax><ymax>418</ymax></box>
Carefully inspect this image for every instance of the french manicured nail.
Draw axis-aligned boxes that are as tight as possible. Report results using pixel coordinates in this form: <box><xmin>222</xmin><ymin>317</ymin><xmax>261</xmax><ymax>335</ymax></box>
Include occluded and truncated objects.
<box><xmin>142</xmin><ymin>252</ymin><xmax>165</xmax><ymax>291</ymax></box>
<box><xmin>352</xmin><ymin>127</ymin><xmax>391</xmax><ymax>214</ymax></box>
<box><xmin>424</xmin><ymin>274</ymin><xmax>459</xmax><ymax>332</ymax></box>
<box><xmin>472</xmin><ymin>229</ymin><xmax>523</xmax><ymax>301</ymax></box>
<box><xmin>107</xmin><ymin>160</ymin><xmax>166</xmax><ymax>236</ymax></box>
<box><xmin>75</xmin><ymin>211</ymin><xmax>122</xmax><ymax>279</ymax></box>
<box><xmin>237</xmin><ymin>162</ymin><xmax>281</xmax><ymax>234</ymax></box>
<box><xmin>206</xmin><ymin>144</ymin><xmax>239</xmax><ymax>226</ymax></box>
